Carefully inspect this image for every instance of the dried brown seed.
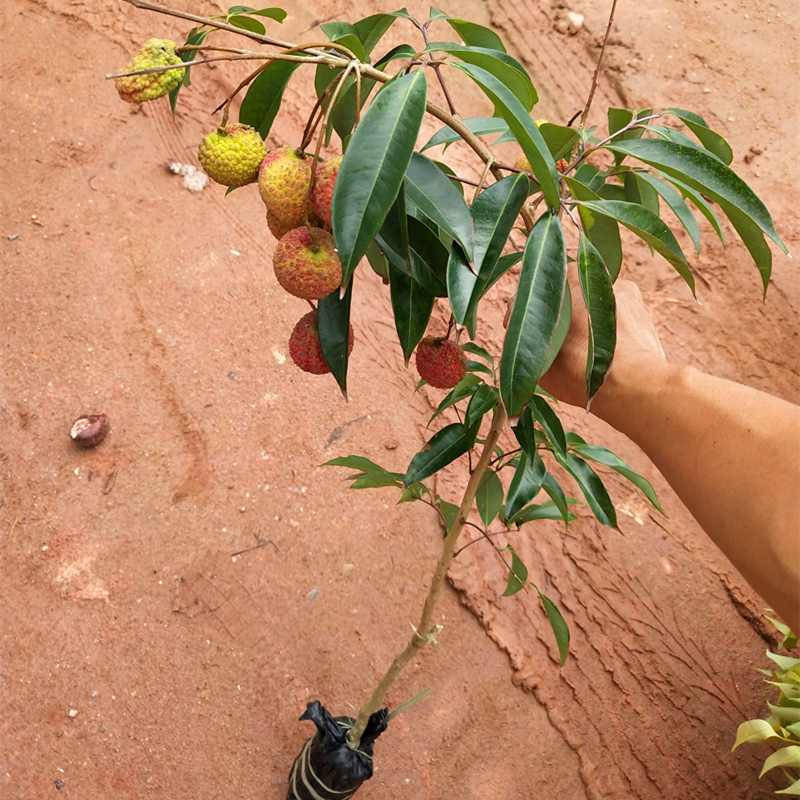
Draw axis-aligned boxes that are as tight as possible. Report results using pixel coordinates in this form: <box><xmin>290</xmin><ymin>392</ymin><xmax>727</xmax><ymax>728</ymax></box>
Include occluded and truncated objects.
<box><xmin>69</xmin><ymin>414</ymin><xmax>109</xmax><ymax>448</ymax></box>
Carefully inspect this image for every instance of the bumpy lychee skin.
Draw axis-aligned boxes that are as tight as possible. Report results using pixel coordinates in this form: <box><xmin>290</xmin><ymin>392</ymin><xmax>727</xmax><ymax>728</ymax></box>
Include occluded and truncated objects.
<box><xmin>198</xmin><ymin>124</ymin><xmax>266</xmax><ymax>187</ymax></box>
<box><xmin>273</xmin><ymin>228</ymin><xmax>342</xmax><ymax>300</ymax></box>
<box><xmin>415</xmin><ymin>336</ymin><xmax>468</xmax><ymax>389</ymax></box>
<box><xmin>311</xmin><ymin>156</ymin><xmax>342</xmax><ymax>228</ymax></box>
<box><xmin>266</xmin><ymin>208</ymin><xmax>323</xmax><ymax>241</ymax></box>
<box><xmin>258</xmin><ymin>147</ymin><xmax>312</xmax><ymax>229</ymax></box>
<box><xmin>289</xmin><ymin>310</ymin><xmax>354</xmax><ymax>375</ymax></box>
<box><xmin>115</xmin><ymin>39</ymin><xmax>185</xmax><ymax>104</ymax></box>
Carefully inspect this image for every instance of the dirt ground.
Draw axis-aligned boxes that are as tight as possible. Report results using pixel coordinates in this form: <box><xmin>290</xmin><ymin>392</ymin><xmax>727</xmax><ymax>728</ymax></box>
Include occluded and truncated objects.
<box><xmin>1</xmin><ymin>0</ymin><xmax>798</xmax><ymax>798</ymax></box>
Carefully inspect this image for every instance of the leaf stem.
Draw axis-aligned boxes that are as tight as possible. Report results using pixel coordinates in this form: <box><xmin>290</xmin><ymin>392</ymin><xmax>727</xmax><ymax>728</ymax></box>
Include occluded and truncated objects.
<box><xmin>346</xmin><ymin>402</ymin><xmax>508</xmax><ymax>746</ymax></box>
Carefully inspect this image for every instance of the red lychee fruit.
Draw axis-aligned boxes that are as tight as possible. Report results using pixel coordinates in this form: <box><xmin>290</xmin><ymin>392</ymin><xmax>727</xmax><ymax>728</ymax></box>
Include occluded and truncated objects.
<box><xmin>311</xmin><ymin>156</ymin><xmax>343</xmax><ymax>228</ymax></box>
<box><xmin>273</xmin><ymin>227</ymin><xmax>342</xmax><ymax>300</ymax></box>
<box><xmin>289</xmin><ymin>310</ymin><xmax>354</xmax><ymax>375</ymax></box>
<box><xmin>258</xmin><ymin>147</ymin><xmax>312</xmax><ymax>230</ymax></box>
<box><xmin>415</xmin><ymin>336</ymin><xmax>468</xmax><ymax>389</ymax></box>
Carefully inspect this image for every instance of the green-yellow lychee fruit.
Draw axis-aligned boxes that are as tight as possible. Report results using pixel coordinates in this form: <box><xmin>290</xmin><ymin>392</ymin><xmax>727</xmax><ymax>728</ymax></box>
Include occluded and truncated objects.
<box><xmin>258</xmin><ymin>147</ymin><xmax>312</xmax><ymax>229</ymax></box>
<box><xmin>273</xmin><ymin>228</ymin><xmax>342</xmax><ymax>300</ymax></box>
<box><xmin>266</xmin><ymin>208</ymin><xmax>323</xmax><ymax>241</ymax></box>
<box><xmin>115</xmin><ymin>39</ymin><xmax>185</xmax><ymax>104</ymax></box>
<box><xmin>289</xmin><ymin>310</ymin><xmax>354</xmax><ymax>375</ymax></box>
<box><xmin>415</xmin><ymin>336</ymin><xmax>468</xmax><ymax>389</ymax></box>
<box><xmin>197</xmin><ymin>123</ymin><xmax>266</xmax><ymax>187</ymax></box>
<box><xmin>513</xmin><ymin>153</ymin><xmax>532</xmax><ymax>173</ymax></box>
<box><xmin>311</xmin><ymin>156</ymin><xmax>343</xmax><ymax>228</ymax></box>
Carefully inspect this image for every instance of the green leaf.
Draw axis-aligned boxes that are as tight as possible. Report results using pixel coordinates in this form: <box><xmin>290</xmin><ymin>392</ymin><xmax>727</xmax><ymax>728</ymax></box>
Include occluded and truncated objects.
<box><xmin>404</xmin><ymin>423</ymin><xmax>474</xmax><ymax>484</ymax></box>
<box><xmin>537</xmin><ymin>122</ymin><xmax>581</xmax><ymax>160</ymax></box>
<box><xmin>723</xmin><ymin>203</ymin><xmax>773</xmax><ymax>296</ymax></box>
<box><xmin>437</xmin><ymin>498</ymin><xmax>460</xmax><ymax>531</ymax></box>
<box><xmin>388</xmin><ymin>254</ymin><xmax>435</xmax><ymax>363</ymax></box>
<box><xmin>511</xmin><ymin>406</ymin><xmax>538</xmax><ymax>461</ymax></box>
<box><xmin>353</xmin><ymin>13</ymin><xmax>398</xmax><ymax>55</ymax></box>
<box><xmin>538</xmin><ymin>590</ymin><xmax>570</xmax><ymax>665</ymax></box>
<box><xmin>775</xmin><ymin>779</ymin><xmax>800</xmax><ymax>795</ymax></box>
<box><xmin>423</xmin><ymin>42</ymin><xmax>535</xmax><ymax>111</ymax></box>
<box><xmin>239</xmin><ymin>60</ymin><xmax>301</xmax><ymax>139</ymax></box>
<box><xmin>447</xmin><ymin>62</ymin><xmax>560</xmax><ymax>209</ymax></box>
<box><xmin>500</xmin><ymin>213</ymin><xmax>567</xmax><ymax>417</ymax></box>
<box><xmin>732</xmin><ymin>719</ymin><xmax>783</xmax><ymax>750</ymax></box>
<box><xmin>530</xmin><ymin>395</ymin><xmax>567</xmax><ymax>458</ymax></box>
<box><xmin>541</xmin><ymin>472</ymin><xmax>572</xmax><ymax>526</ymax></box>
<box><xmin>659</xmin><ymin>173</ymin><xmax>725</xmax><ymax>245</ymax></box>
<box><xmin>608</xmin><ymin>107</ymin><xmax>652</xmax><ymax>138</ymax></box>
<box><xmin>320</xmin><ymin>20</ymin><xmax>359</xmax><ymax>39</ymax></box>
<box><xmin>404</xmin><ymin>152</ymin><xmax>474</xmax><ymax>259</ymax></box>
<box><xmin>447</xmin><ymin>243</ymin><xmax>478</xmax><ymax>331</ymax></box>
<box><xmin>565</xmin><ymin>176</ymin><xmax>623</xmax><ymax>280</ymax></box>
<box><xmin>365</xmin><ymin>239</ymin><xmax>390</xmax><ymax>281</ymax></box>
<box><xmin>539</xmin><ymin>280</ymin><xmax>572</xmax><ymax>378</ymax></box>
<box><xmin>760</xmin><ymin>746</ymin><xmax>800</xmax><ymax>778</ymax></box>
<box><xmin>318</xmin><ymin>280</ymin><xmax>353</xmax><ymax>396</ymax></box>
<box><xmin>502</xmin><ymin>545</ymin><xmax>528</xmax><ymax>596</ymax></box>
<box><xmin>350</xmin><ymin>472</ymin><xmax>404</xmax><ymax>489</ymax></box>
<box><xmin>635</xmin><ymin>171</ymin><xmax>702</xmax><ymax>255</ymax></box>
<box><xmin>461</xmin><ymin>342</ymin><xmax>494</xmax><ymax>365</ymax></box>
<box><xmin>511</xmin><ymin>500</ymin><xmax>578</xmax><ymax>526</ymax></box>
<box><xmin>505</xmin><ymin>451</ymin><xmax>546</xmax><ymax>521</ymax></box>
<box><xmin>476</xmin><ymin>468</ymin><xmax>504</xmax><ymax>526</ymax></box>
<box><xmin>664</xmin><ymin>107</ymin><xmax>734</xmax><ymax>165</ymax></box>
<box><xmin>421</xmin><ymin>117</ymin><xmax>509</xmax><ymax>151</ymax></box>
<box><xmin>604</xmin><ymin>139</ymin><xmax>787</xmax><ymax>253</ymax></box>
<box><xmin>575</xmin><ymin>200</ymin><xmax>695</xmax><ymax>294</ymax></box>
<box><xmin>556</xmin><ymin>452</ymin><xmax>617</xmax><ymax>527</ymax></box>
<box><xmin>433</xmin><ymin>10</ymin><xmax>507</xmax><ymax>51</ymax></box>
<box><xmin>463</xmin><ymin>252</ymin><xmax>523</xmax><ymax>337</ymax></box>
<box><xmin>169</xmin><ymin>27</ymin><xmax>210</xmax><ymax>113</ymax></box>
<box><xmin>465</xmin><ymin>384</ymin><xmax>499</xmax><ymax>428</ymax></box>
<box><xmin>623</xmin><ymin>171</ymin><xmax>660</xmax><ymax>217</ymax></box>
<box><xmin>324</xmin><ymin>455</ymin><xmax>392</xmax><ymax>472</ymax></box>
<box><xmin>333</xmin><ymin>70</ymin><xmax>428</xmax><ymax>286</ymax></box>
<box><xmin>568</xmin><ymin>437</ymin><xmax>662</xmax><ymax>512</ymax></box>
<box><xmin>406</xmin><ymin>215</ymin><xmax>450</xmax><ymax>296</ymax></box>
<box><xmin>466</xmin><ymin>359</ymin><xmax>493</xmax><ymax>378</ymax></box>
<box><xmin>228</xmin><ymin>14</ymin><xmax>267</xmax><ymax>34</ymax></box>
<box><xmin>577</xmin><ymin>234</ymin><xmax>616</xmax><ymax>401</ymax></box>
<box><xmin>427</xmin><ymin>373</ymin><xmax>482</xmax><ymax>426</ymax></box>
<box><xmin>227</xmin><ymin>6</ymin><xmax>286</xmax><ymax>21</ymax></box>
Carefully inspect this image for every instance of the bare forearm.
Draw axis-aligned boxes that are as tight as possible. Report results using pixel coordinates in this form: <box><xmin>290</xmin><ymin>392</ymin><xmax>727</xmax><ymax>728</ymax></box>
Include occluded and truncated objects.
<box><xmin>593</xmin><ymin>361</ymin><xmax>800</xmax><ymax>632</ymax></box>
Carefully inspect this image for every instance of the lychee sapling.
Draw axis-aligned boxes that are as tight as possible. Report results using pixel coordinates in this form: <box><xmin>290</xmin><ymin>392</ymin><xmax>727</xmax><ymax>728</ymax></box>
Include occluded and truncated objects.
<box><xmin>198</xmin><ymin>123</ymin><xmax>266</xmax><ymax>187</ymax></box>
<box><xmin>258</xmin><ymin>147</ymin><xmax>312</xmax><ymax>230</ymax></box>
<box><xmin>273</xmin><ymin>228</ymin><xmax>342</xmax><ymax>300</ymax></box>
<box><xmin>311</xmin><ymin>156</ymin><xmax>343</xmax><ymax>228</ymax></box>
<box><xmin>289</xmin><ymin>310</ymin><xmax>354</xmax><ymax>375</ymax></box>
<box><xmin>415</xmin><ymin>336</ymin><xmax>468</xmax><ymax>389</ymax></box>
<box><xmin>115</xmin><ymin>39</ymin><xmax>185</xmax><ymax>104</ymax></box>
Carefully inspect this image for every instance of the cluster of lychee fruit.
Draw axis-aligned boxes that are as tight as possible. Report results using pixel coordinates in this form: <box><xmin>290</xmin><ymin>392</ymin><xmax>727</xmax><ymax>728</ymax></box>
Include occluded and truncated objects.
<box><xmin>115</xmin><ymin>40</ymin><xmax>467</xmax><ymax>390</ymax></box>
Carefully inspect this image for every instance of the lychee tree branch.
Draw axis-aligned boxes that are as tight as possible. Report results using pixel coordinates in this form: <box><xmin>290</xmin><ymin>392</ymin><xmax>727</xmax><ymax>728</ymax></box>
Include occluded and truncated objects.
<box><xmin>346</xmin><ymin>401</ymin><xmax>508</xmax><ymax>745</ymax></box>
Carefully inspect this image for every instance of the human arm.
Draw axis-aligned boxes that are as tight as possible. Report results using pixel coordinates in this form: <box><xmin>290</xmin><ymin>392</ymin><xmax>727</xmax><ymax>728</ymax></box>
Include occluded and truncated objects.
<box><xmin>538</xmin><ymin>281</ymin><xmax>800</xmax><ymax>632</ymax></box>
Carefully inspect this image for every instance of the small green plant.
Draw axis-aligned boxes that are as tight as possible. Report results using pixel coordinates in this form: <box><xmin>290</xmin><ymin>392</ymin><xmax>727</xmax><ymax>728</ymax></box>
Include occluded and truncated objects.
<box><xmin>110</xmin><ymin>2</ymin><xmax>788</xmax><ymax>795</ymax></box>
<box><xmin>733</xmin><ymin>616</ymin><xmax>800</xmax><ymax>795</ymax></box>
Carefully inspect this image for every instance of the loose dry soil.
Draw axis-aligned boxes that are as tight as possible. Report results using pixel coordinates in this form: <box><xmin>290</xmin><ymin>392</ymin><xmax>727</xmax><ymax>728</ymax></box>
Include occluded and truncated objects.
<box><xmin>2</xmin><ymin>1</ymin><xmax>798</xmax><ymax>798</ymax></box>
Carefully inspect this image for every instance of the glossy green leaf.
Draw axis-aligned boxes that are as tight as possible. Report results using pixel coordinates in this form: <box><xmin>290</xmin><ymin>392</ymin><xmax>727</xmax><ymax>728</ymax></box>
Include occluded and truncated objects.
<box><xmin>511</xmin><ymin>500</ymin><xmax>578</xmax><ymax>526</ymax></box>
<box><xmin>376</xmin><ymin>185</ymin><xmax>410</xmax><ymax>268</ymax></box>
<box><xmin>407</xmin><ymin>216</ymin><xmax>449</xmax><ymax>296</ymax></box>
<box><xmin>732</xmin><ymin>719</ymin><xmax>784</xmax><ymax>750</ymax></box>
<box><xmin>448</xmin><ymin>62</ymin><xmax>560</xmax><ymax>209</ymax></box>
<box><xmin>502</xmin><ymin>546</ymin><xmax>528</xmax><ymax>596</ymax></box>
<box><xmin>664</xmin><ymin>108</ymin><xmax>733</xmax><ymax>165</ymax></box>
<box><xmin>404</xmin><ymin>152</ymin><xmax>474</xmax><ymax>259</ymax></box>
<box><xmin>604</xmin><ymin>139</ymin><xmax>787</xmax><ymax>253</ymax></box>
<box><xmin>239</xmin><ymin>60</ymin><xmax>301</xmax><ymax>138</ymax></box>
<box><xmin>567</xmin><ymin>434</ymin><xmax>662</xmax><ymax>512</ymax></box>
<box><xmin>537</xmin><ymin>122</ymin><xmax>581</xmax><ymax>160</ymax></box>
<box><xmin>421</xmin><ymin>117</ymin><xmax>510</xmax><ymax>151</ymax></box>
<box><xmin>404</xmin><ymin>423</ymin><xmax>474</xmax><ymax>484</ymax></box>
<box><xmin>476</xmin><ymin>468</ymin><xmax>504</xmax><ymax>526</ymax></box>
<box><xmin>318</xmin><ymin>280</ymin><xmax>353</xmax><ymax>396</ymax></box>
<box><xmin>353</xmin><ymin>13</ymin><xmax>398</xmax><ymax>55</ymax></box>
<box><xmin>424</xmin><ymin>42</ymin><xmax>535</xmax><ymax>110</ymax></box>
<box><xmin>647</xmin><ymin>124</ymin><xmax>713</xmax><ymax>155</ymax></box>
<box><xmin>539</xmin><ymin>281</ymin><xmax>572</xmax><ymax>378</ymax></box>
<box><xmin>169</xmin><ymin>27</ymin><xmax>210</xmax><ymax>112</ymax></box>
<box><xmin>565</xmin><ymin>176</ymin><xmax>623</xmax><ymax>280</ymax></box>
<box><xmin>437</xmin><ymin>498</ymin><xmax>460</xmax><ymax>531</ymax></box>
<box><xmin>461</xmin><ymin>342</ymin><xmax>494</xmax><ymax>365</ymax></box>
<box><xmin>465</xmin><ymin>384</ymin><xmax>499</xmax><ymax>429</ymax></box>
<box><xmin>320</xmin><ymin>20</ymin><xmax>359</xmax><ymax>39</ymax></box>
<box><xmin>531</xmin><ymin>395</ymin><xmax>567</xmax><ymax>458</ymax></box>
<box><xmin>577</xmin><ymin>235</ymin><xmax>616</xmax><ymax>401</ymax></box>
<box><xmin>427</xmin><ymin>374</ymin><xmax>482</xmax><ymax>426</ymax></box>
<box><xmin>760</xmin><ymin>746</ymin><xmax>800</xmax><ymax>778</ymax></box>
<box><xmin>463</xmin><ymin>252</ymin><xmax>523</xmax><ymax>339</ymax></box>
<box><xmin>228</xmin><ymin>14</ymin><xmax>267</xmax><ymax>34</ymax></box>
<box><xmin>541</xmin><ymin>472</ymin><xmax>572</xmax><ymax>526</ymax></box>
<box><xmin>624</xmin><ymin>171</ymin><xmax>660</xmax><ymax>217</ymax></box>
<box><xmin>538</xmin><ymin>590</ymin><xmax>570</xmax><ymax>665</ymax></box>
<box><xmin>472</xmin><ymin>173</ymin><xmax>529</xmax><ymax>275</ymax></box>
<box><xmin>575</xmin><ymin>200</ymin><xmax>694</xmax><ymax>293</ymax></box>
<box><xmin>608</xmin><ymin>107</ymin><xmax>652</xmax><ymax>138</ymax></box>
<box><xmin>431</xmin><ymin>10</ymin><xmax>507</xmax><ymax>51</ymax></box>
<box><xmin>511</xmin><ymin>406</ymin><xmax>538</xmax><ymax>461</ymax></box>
<box><xmin>501</xmin><ymin>213</ymin><xmax>567</xmax><ymax>417</ymax></box>
<box><xmin>324</xmin><ymin>455</ymin><xmax>392</xmax><ymax>472</ymax></box>
<box><xmin>659</xmin><ymin>173</ymin><xmax>725</xmax><ymax>245</ymax></box>
<box><xmin>466</xmin><ymin>359</ymin><xmax>493</xmax><ymax>378</ymax></box>
<box><xmin>365</xmin><ymin>240</ymin><xmax>390</xmax><ymax>281</ymax></box>
<box><xmin>556</xmin><ymin>452</ymin><xmax>617</xmax><ymax>527</ymax></box>
<box><xmin>388</xmin><ymin>256</ymin><xmax>435</xmax><ymax>363</ymax></box>
<box><xmin>505</xmin><ymin>451</ymin><xmax>546</xmax><ymax>521</ymax></box>
<box><xmin>350</xmin><ymin>472</ymin><xmax>404</xmax><ymax>489</ymax></box>
<box><xmin>333</xmin><ymin>70</ymin><xmax>428</xmax><ymax>285</ymax></box>
<box><xmin>447</xmin><ymin>243</ymin><xmax>478</xmax><ymax>329</ymax></box>
<box><xmin>635</xmin><ymin>171</ymin><xmax>702</xmax><ymax>255</ymax></box>
<box><xmin>719</xmin><ymin>202</ymin><xmax>772</xmax><ymax>295</ymax></box>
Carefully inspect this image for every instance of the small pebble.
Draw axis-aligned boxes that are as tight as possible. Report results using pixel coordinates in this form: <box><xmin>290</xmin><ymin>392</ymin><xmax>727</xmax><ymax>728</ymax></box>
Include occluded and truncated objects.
<box><xmin>54</xmin><ymin>779</ymin><xmax>65</xmax><ymax>790</ymax></box>
<box><xmin>308</xmin><ymin>588</ymin><xmax>319</xmax><ymax>600</ymax></box>
<box><xmin>91</xmin><ymin>690</ymin><xmax>98</xmax><ymax>697</ymax></box>
<box><xmin>68</xmin><ymin>709</ymin><xmax>78</xmax><ymax>718</ymax></box>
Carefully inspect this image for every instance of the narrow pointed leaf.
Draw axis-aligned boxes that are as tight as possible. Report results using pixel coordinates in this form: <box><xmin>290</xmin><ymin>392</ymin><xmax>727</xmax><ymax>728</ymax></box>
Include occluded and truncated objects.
<box><xmin>239</xmin><ymin>60</ymin><xmax>301</xmax><ymax>138</ymax></box>
<box><xmin>575</xmin><ymin>199</ymin><xmax>694</xmax><ymax>293</ymax></box>
<box><xmin>353</xmin><ymin>13</ymin><xmax>398</xmax><ymax>55</ymax></box>
<box><xmin>464</xmin><ymin>252</ymin><xmax>523</xmax><ymax>336</ymax></box>
<box><xmin>775</xmin><ymin>779</ymin><xmax>800</xmax><ymax>795</ymax></box>
<box><xmin>501</xmin><ymin>213</ymin><xmax>567</xmax><ymax>416</ymax></box>
<box><xmin>471</xmin><ymin>173</ymin><xmax>529</xmax><ymax>274</ymax></box>
<box><xmin>505</xmin><ymin>451</ymin><xmax>546</xmax><ymax>521</ymax></box>
<box><xmin>542</xmin><ymin>472</ymin><xmax>572</xmax><ymax>526</ymax></box>
<box><xmin>433</xmin><ymin>11</ymin><xmax>507</xmax><ymax>51</ymax></box>
<box><xmin>476</xmin><ymin>468</ymin><xmax>504</xmax><ymax>526</ymax></box>
<box><xmin>635</xmin><ymin>171</ymin><xmax>702</xmax><ymax>255</ymax></box>
<box><xmin>465</xmin><ymin>384</ymin><xmax>499</xmax><ymax>429</ymax></box>
<box><xmin>350</xmin><ymin>472</ymin><xmax>404</xmax><ymax>489</ymax></box>
<box><xmin>577</xmin><ymin>235</ymin><xmax>616</xmax><ymax>400</ymax></box>
<box><xmin>624</xmin><ymin>171</ymin><xmax>660</xmax><ymax>217</ymax></box>
<box><xmin>388</xmin><ymin>259</ymin><xmax>434</xmax><ymax>362</ymax></box>
<box><xmin>732</xmin><ymin>719</ymin><xmax>784</xmax><ymax>749</ymax></box>
<box><xmin>502</xmin><ymin>546</ymin><xmax>528</xmax><ymax>596</ymax></box>
<box><xmin>461</xmin><ymin>342</ymin><xmax>494</xmax><ymax>366</ymax></box>
<box><xmin>324</xmin><ymin>455</ymin><xmax>393</xmax><ymax>472</ymax></box>
<box><xmin>511</xmin><ymin>406</ymin><xmax>538</xmax><ymax>460</ymax></box>
<box><xmin>447</xmin><ymin>62</ymin><xmax>560</xmax><ymax>209</ymax></box>
<box><xmin>556</xmin><ymin>452</ymin><xmax>617</xmax><ymax>527</ymax></box>
<box><xmin>537</xmin><ymin>590</ymin><xmax>570</xmax><ymax>665</ymax></box>
<box><xmin>405</xmin><ymin>423</ymin><xmax>474</xmax><ymax>484</ymax></box>
<box><xmin>537</xmin><ymin>122</ymin><xmax>581</xmax><ymax>160</ymax></box>
<box><xmin>169</xmin><ymin>27</ymin><xmax>210</xmax><ymax>112</ymax></box>
<box><xmin>540</xmin><ymin>281</ymin><xmax>572</xmax><ymax>377</ymax></box>
<box><xmin>760</xmin><ymin>746</ymin><xmax>800</xmax><ymax>778</ymax></box>
<box><xmin>531</xmin><ymin>395</ymin><xmax>567</xmax><ymax>458</ymax></box>
<box><xmin>228</xmin><ymin>14</ymin><xmax>267</xmax><ymax>34</ymax></box>
<box><xmin>664</xmin><ymin>108</ymin><xmax>734</xmax><ymax>165</ymax></box>
<box><xmin>404</xmin><ymin>152</ymin><xmax>474</xmax><ymax>259</ymax></box>
<box><xmin>421</xmin><ymin>117</ymin><xmax>510</xmax><ymax>151</ymax></box>
<box><xmin>719</xmin><ymin>202</ymin><xmax>772</xmax><ymax>295</ymax></box>
<box><xmin>427</xmin><ymin>374</ymin><xmax>482</xmax><ymax>426</ymax></box>
<box><xmin>447</xmin><ymin>243</ymin><xmax>478</xmax><ymax>328</ymax></box>
<box><xmin>511</xmin><ymin>500</ymin><xmax>578</xmax><ymax>526</ymax></box>
<box><xmin>318</xmin><ymin>280</ymin><xmax>353</xmax><ymax>394</ymax></box>
<box><xmin>407</xmin><ymin>215</ymin><xmax>449</xmax><ymax>296</ymax></box>
<box><xmin>659</xmin><ymin>173</ymin><xmax>725</xmax><ymax>245</ymax></box>
<box><xmin>333</xmin><ymin>70</ymin><xmax>428</xmax><ymax>285</ymax></box>
<box><xmin>437</xmin><ymin>498</ymin><xmax>460</xmax><ymax>532</ymax></box>
<box><xmin>604</xmin><ymin>139</ymin><xmax>787</xmax><ymax>253</ymax></box>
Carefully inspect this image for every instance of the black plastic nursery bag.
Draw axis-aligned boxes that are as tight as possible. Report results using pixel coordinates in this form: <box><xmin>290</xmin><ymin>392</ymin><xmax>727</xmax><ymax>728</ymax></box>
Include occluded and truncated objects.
<box><xmin>286</xmin><ymin>700</ymin><xmax>388</xmax><ymax>800</ymax></box>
